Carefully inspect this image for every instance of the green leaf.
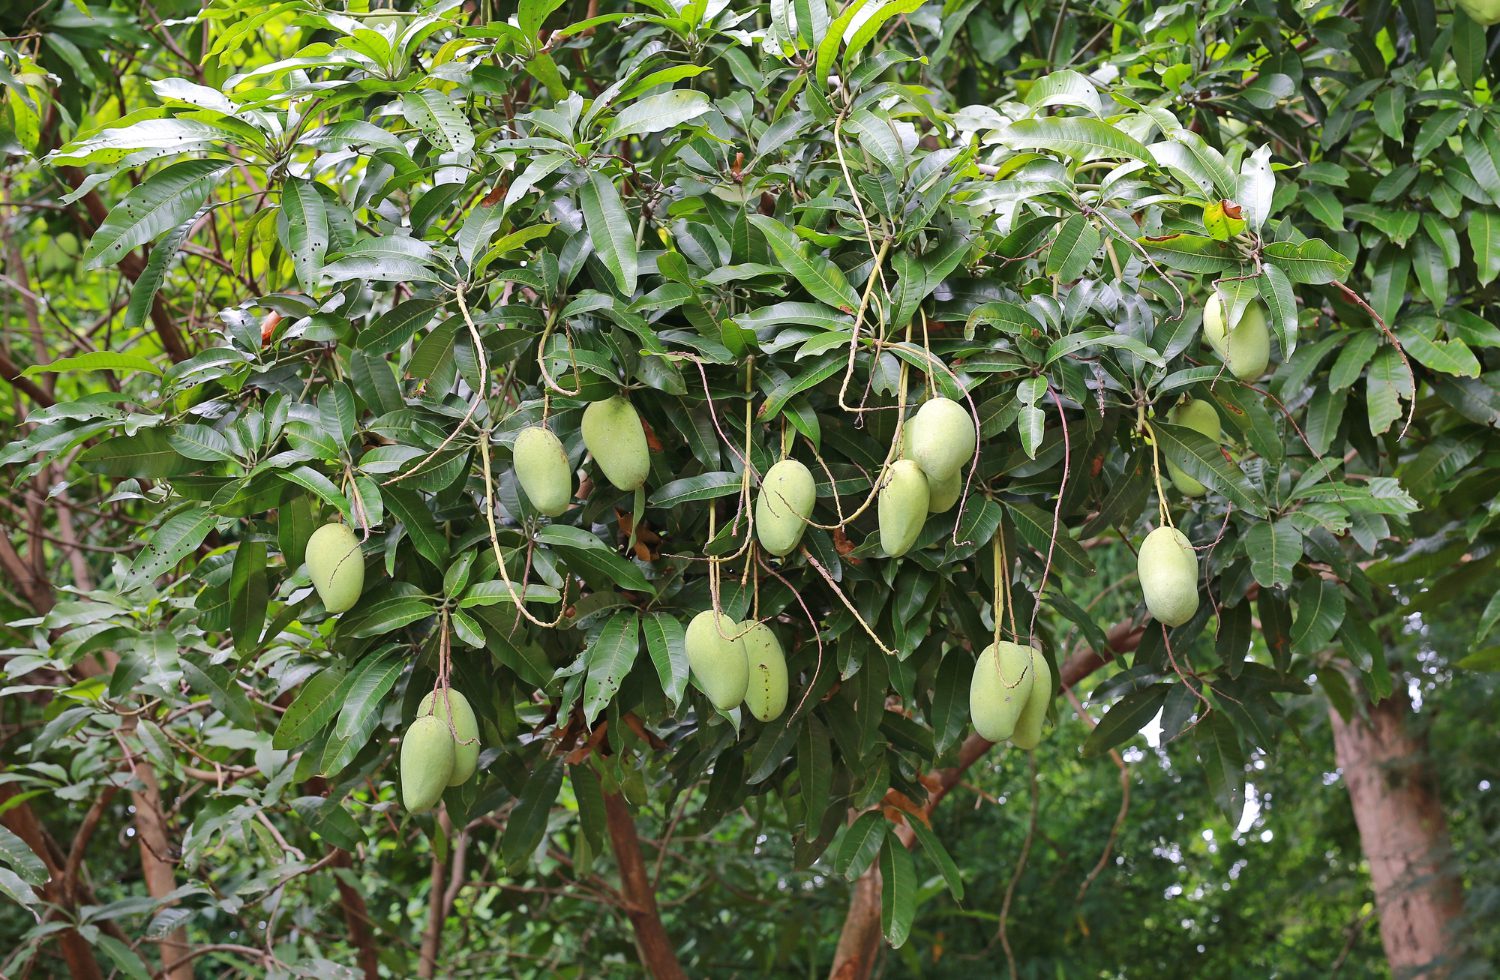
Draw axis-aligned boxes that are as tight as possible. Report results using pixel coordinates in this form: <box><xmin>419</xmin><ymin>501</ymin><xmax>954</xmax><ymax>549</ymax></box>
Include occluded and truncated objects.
<box><xmin>834</xmin><ymin>811</ymin><xmax>887</xmax><ymax>880</ymax></box>
<box><xmin>83</xmin><ymin>160</ymin><xmax>228</xmax><ymax>270</ymax></box>
<box><xmin>749</xmin><ymin>214</ymin><xmax>860</xmax><ymax>310</ymax></box>
<box><xmin>643</xmin><ymin>612</ymin><xmax>689</xmax><ymax>709</ymax></box>
<box><xmin>648</xmin><ymin>471</ymin><xmax>742</xmax><ymax>508</ymax></box>
<box><xmin>0</xmin><ymin>826</ymin><xmax>48</xmax><ymax>888</ymax></box>
<box><xmin>343</xmin><ymin>597</ymin><xmax>436</xmax><ymax>637</ymax></box>
<box><xmin>1244</xmin><ymin>519</ymin><xmax>1302</xmax><ymax>591</ymax></box>
<box><xmin>1137</xmin><ymin>234</ymin><xmax>1237</xmax><ymax>273</ymax></box>
<box><xmin>1153</xmin><ymin>423</ymin><xmax>1265</xmax><ymax>515</ymax></box>
<box><xmin>535</xmin><ymin>525</ymin><xmax>654</xmax><ymax>593</ymax></box>
<box><xmin>229</xmin><ymin>539</ymin><xmax>268</xmax><ymax>657</ymax></box>
<box><xmin>582</xmin><ymin>612</ymin><xmax>638</xmax><ymax>725</ymax></box>
<box><xmin>815</xmin><ymin>0</ymin><xmax>874</xmax><ymax>86</ymax></box>
<box><xmin>1291</xmin><ymin>578</ymin><xmax>1345</xmax><ymax>657</ymax></box>
<box><xmin>604</xmin><ymin>89</ymin><xmax>712</xmax><ymax>139</ymax></box>
<box><xmin>1261</xmin><ymin>240</ymin><xmax>1352</xmax><ymax>284</ymax></box>
<box><xmin>20</xmin><ymin>351</ymin><xmax>161</xmax><ymax>379</ymax></box>
<box><xmin>125</xmin><ymin>212</ymin><xmax>199</xmax><ymax>332</ymax></box>
<box><xmin>503</xmin><ymin>758</ymin><xmax>564</xmax><ymax>872</ymax></box>
<box><xmin>280</xmin><ymin>178</ymin><xmax>330</xmax><ymax>293</ymax></box>
<box><xmin>332</xmin><ymin>652</ymin><xmax>404</xmax><ymax>740</ymax></box>
<box><xmin>1258</xmin><ymin>264</ymin><xmax>1298</xmax><ymax>358</ymax></box>
<box><xmin>272</xmin><ymin>666</ymin><xmax>347</xmax><ymax>750</ymax></box>
<box><xmin>578</xmin><ymin>171</ymin><xmax>638</xmax><ymax>295</ymax></box>
<box><xmin>130</xmin><ymin>507</ymin><xmax>216</xmax><ymax>583</ymax></box>
<box><xmin>1082</xmin><ymin>684</ymin><xmax>1169</xmax><ymax>757</ymax></box>
<box><xmin>907</xmin><ymin>816</ymin><xmax>963</xmax><ymax>901</ymax></box>
<box><xmin>1045</xmin><ymin>214</ymin><xmax>1101</xmax><ymax>281</ymax></box>
<box><xmin>1469</xmin><ymin>212</ymin><xmax>1500</xmax><ymax>286</ymax></box>
<box><xmin>180</xmin><ymin>657</ymin><xmax>256</xmax><ymax>729</ymax></box>
<box><xmin>1196</xmin><ymin>711</ymin><xmax>1246</xmax><ymax>827</ymax></box>
<box><xmin>878</xmin><ymin>836</ymin><xmax>916</xmax><ymax>948</ymax></box>
<box><xmin>401</xmin><ymin>89</ymin><xmax>475</xmax><ymax>154</ymax></box>
<box><xmin>1366</xmin><ymin>345</ymin><xmax>1413</xmax><ymax>436</ymax></box>
<box><xmin>1001</xmin><ymin>116</ymin><xmax>1153</xmax><ymax>164</ymax></box>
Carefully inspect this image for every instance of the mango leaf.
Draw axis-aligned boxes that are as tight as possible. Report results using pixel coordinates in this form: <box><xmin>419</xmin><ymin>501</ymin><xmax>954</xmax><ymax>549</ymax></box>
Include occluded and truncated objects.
<box><xmin>503</xmin><ymin>757</ymin><xmax>564</xmax><ymax>872</ymax></box>
<box><xmin>582</xmin><ymin>612</ymin><xmax>638</xmax><ymax>725</ymax></box>
<box><xmin>878</xmin><ymin>836</ymin><xmax>917</xmax><ymax>948</ymax></box>
<box><xmin>83</xmin><ymin>160</ymin><xmax>228</xmax><ymax>270</ymax></box>
<box><xmin>578</xmin><ymin>171</ymin><xmax>638</xmax><ymax>295</ymax></box>
<box><xmin>749</xmin><ymin>214</ymin><xmax>860</xmax><ymax>310</ymax></box>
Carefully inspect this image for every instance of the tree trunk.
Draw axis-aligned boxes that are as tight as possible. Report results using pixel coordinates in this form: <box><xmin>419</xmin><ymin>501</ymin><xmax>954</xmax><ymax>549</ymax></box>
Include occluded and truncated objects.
<box><xmin>1331</xmin><ymin>688</ymin><xmax>1466</xmax><ymax>978</ymax></box>
<box><xmin>603</xmin><ymin>790</ymin><xmax>686</xmax><ymax>980</ymax></box>
<box><xmin>827</xmin><ymin>619</ymin><xmax>1143</xmax><ymax>980</ymax></box>
<box><xmin>131</xmin><ymin>759</ymin><xmax>194</xmax><ymax>980</ymax></box>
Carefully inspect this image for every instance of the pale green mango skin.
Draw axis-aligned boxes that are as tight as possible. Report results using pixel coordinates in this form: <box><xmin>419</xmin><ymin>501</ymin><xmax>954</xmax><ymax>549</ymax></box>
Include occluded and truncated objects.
<box><xmin>581</xmin><ymin>396</ymin><xmax>650</xmax><ymax>491</ymax></box>
<box><xmin>1165</xmin><ymin>399</ymin><xmax>1222</xmax><ymax>497</ymax></box>
<box><xmin>686</xmin><ymin>611</ymin><xmax>749</xmax><ymax>710</ymax></box>
<box><xmin>970</xmin><ymin>641</ymin><xmax>1037</xmax><ymax>742</ymax></box>
<box><xmin>306</xmin><ymin>523</ymin><xmax>364</xmax><ymax>613</ymax></box>
<box><xmin>879</xmin><ymin>459</ymin><xmax>930</xmax><ymax>557</ymax></box>
<box><xmin>400</xmin><ymin>715</ymin><xmax>456</xmax><ymax>811</ymax></box>
<box><xmin>906</xmin><ymin>397</ymin><xmax>975</xmax><ymax>483</ymax></box>
<box><xmin>927</xmin><ymin>467</ymin><xmax>962</xmax><ymax>514</ymax></box>
<box><xmin>1203</xmin><ymin>295</ymin><xmax>1270</xmax><ymax>380</ymax></box>
<box><xmin>1139</xmin><ymin>526</ymin><xmax>1200</xmax><ymax>627</ymax></box>
<box><xmin>513</xmin><ymin>426</ymin><xmax>572</xmax><ymax>517</ymax></box>
<box><xmin>419</xmin><ymin>689</ymin><xmax>479</xmax><ymax>786</ymax></box>
<box><xmin>741</xmin><ymin>622</ymin><xmax>789</xmax><ymax>722</ymax></box>
<box><xmin>1009</xmin><ymin>647</ymin><xmax>1053</xmax><ymax>750</ymax></box>
<box><xmin>755</xmin><ymin>459</ymin><xmax>816</xmax><ymax>557</ymax></box>
<box><xmin>1459</xmin><ymin>0</ymin><xmax>1500</xmax><ymax>26</ymax></box>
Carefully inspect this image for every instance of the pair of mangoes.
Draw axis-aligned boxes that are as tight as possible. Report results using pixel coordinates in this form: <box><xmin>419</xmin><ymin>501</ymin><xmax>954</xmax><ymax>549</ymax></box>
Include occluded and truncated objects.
<box><xmin>1203</xmin><ymin>295</ymin><xmax>1270</xmax><ymax>380</ymax></box>
<box><xmin>400</xmin><ymin>688</ymin><xmax>482</xmax><ymax>812</ymax></box>
<box><xmin>512</xmin><ymin>395</ymin><xmax>651</xmax><ymax>516</ymax></box>
<box><xmin>879</xmin><ymin>397</ymin><xmax>976</xmax><ymax>556</ymax></box>
<box><xmin>685</xmin><ymin>611</ymin><xmax>788</xmax><ymax>722</ymax></box>
<box><xmin>969</xmin><ymin>641</ymin><xmax>1051</xmax><ymax>749</ymax></box>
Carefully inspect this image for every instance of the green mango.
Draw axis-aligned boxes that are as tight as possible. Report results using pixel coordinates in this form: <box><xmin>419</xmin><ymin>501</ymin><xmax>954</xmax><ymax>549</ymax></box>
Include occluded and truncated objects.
<box><xmin>581</xmin><ymin>396</ymin><xmax>650</xmax><ymax>491</ymax></box>
<box><xmin>905</xmin><ymin>397</ymin><xmax>975</xmax><ymax>483</ymax></box>
<box><xmin>400</xmin><ymin>714</ymin><xmax>455</xmax><ymax>812</ymax></box>
<box><xmin>878</xmin><ymin>459</ymin><xmax>930</xmax><ymax>557</ymax></box>
<box><xmin>741</xmin><ymin>621</ymin><xmax>788</xmax><ymax>722</ymax></box>
<box><xmin>1138</xmin><ymin>526</ymin><xmax>1199</xmax><ymax>627</ymax></box>
<box><xmin>969</xmin><ymin>641</ymin><xmax>1037</xmax><ymax>742</ymax></box>
<box><xmin>513</xmin><ymin>425</ymin><xmax>572</xmax><ymax>517</ymax></box>
<box><xmin>755</xmin><ymin>458</ymin><xmax>816</xmax><ymax>557</ymax></box>
<box><xmin>1008</xmin><ymin>647</ymin><xmax>1053</xmax><ymax>750</ymax></box>
<box><xmin>419</xmin><ymin>688</ymin><xmax>480</xmax><ymax>786</ymax></box>
<box><xmin>686</xmin><ymin>611</ymin><xmax>748</xmax><ymax>710</ymax></box>
<box><xmin>1165</xmin><ymin>399</ymin><xmax>1221</xmax><ymax>497</ymax></box>
<box><xmin>1459</xmin><ymin>0</ymin><xmax>1500</xmax><ymax>25</ymax></box>
<box><xmin>1203</xmin><ymin>295</ymin><xmax>1270</xmax><ymax>380</ymax></box>
<box><xmin>306</xmin><ymin>523</ymin><xmax>364</xmax><ymax>613</ymax></box>
<box><xmin>927</xmin><ymin>467</ymin><xmax>962</xmax><ymax>514</ymax></box>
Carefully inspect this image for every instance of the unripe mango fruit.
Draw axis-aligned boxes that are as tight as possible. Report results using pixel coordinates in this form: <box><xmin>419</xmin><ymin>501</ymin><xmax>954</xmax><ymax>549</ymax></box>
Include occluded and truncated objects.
<box><xmin>1008</xmin><ymin>647</ymin><xmax>1053</xmax><ymax>750</ymax></box>
<box><xmin>1138</xmin><ymin>526</ymin><xmax>1199</xmax><ymax>627</ymax></box>
<box><xmin>755</xmin><ymin>459</ymin><xmax>816</xmax><ymax>557</ymax></box>
<box><xmin>1459</xmin><ymin>0</ymin><xmax>1500</xmax><ymax>25</ymax></box>
<box><xmin>1165</xmin><ymin>399</ymin><xmax>1221</xmax><ymax>497</ymax></box>
<box><xmin>306</xmin><ymin>522</ymin><xmax>364</xmax><ymax>613</ymax></box>
<box><xmin>400</xmin><ymin>714</ymin><xmax>455</xmax><ymax>812</ymax></box>
<box><xmin>927</xmin><ymin>467</ymin><xmax>962</xmax><ymax>514</ymax></box>
<box><xmin>879</xmin><ymin>459</ymin><xmax>930</xmax><ymax>557</ymax></box>
<box><xmin>581</xmin><ymin>396</ymin><xmax>650</xmax><ymax>491</ymax></box>
<box><xmin>513</xmin><ymin>426</ymin><xmax>572</xmax><ymax>517</ymax></box>
<box><xmin>1203</xmin><ymin>295</ymin><xmax>1270</xmax><ymax>380</ymax></box>
<box><xmin>418</xmin><ymin>688</ymin><xmax>480</xmax><ymax>786</ymax></box>
<box><xmin>970</xmin><ymin>641</ymin><xmax>1037</xmax><ymax>742</ymax></box>
<box><xmin>686</xmin><ymin>611</ymin><xmax>749</xmax><ymax>710</ymax></box>
<box><xmin>905</xmin><ymin>397</ymin><xmax>975</xmax><ymax>483</ymax></box>
<box><xmin>741</xmin><ymin>621</ymin><xmax>788</xmax><ymax>722</ymax></box>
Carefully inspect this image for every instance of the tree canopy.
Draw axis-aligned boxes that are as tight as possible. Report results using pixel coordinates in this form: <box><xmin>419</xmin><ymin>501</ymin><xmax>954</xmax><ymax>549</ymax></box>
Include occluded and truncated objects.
<box><xmin>1</xmin><ymin>1</ymin><xmax>1497</xmax><ymax>977</ymax></box>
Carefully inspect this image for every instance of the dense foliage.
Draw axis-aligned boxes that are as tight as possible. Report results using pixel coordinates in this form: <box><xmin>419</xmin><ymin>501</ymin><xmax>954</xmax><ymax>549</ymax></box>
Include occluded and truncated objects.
<box><xmin>2</xmin><ymin>0</ymin><xmax>1498</xmax><ymax>976</ymax></box>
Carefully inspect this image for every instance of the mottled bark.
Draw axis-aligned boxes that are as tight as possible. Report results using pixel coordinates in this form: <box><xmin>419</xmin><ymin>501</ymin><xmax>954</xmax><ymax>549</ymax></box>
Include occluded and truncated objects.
<box><xmin>1331</xmin><ymin>688</ymin><xmax>1466</xmax><ymax>978</ymax></box>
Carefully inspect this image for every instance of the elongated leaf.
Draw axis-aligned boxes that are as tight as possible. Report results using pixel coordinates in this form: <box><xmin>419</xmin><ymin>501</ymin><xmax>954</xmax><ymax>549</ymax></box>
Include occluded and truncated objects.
<box><xmin>504</xmin><ymin>757</ymin><xmax>564</xmax><ymax>872</ymax></box>
<box><xmin>1196</xmin><ymin>711</ymin><xmax>1246</xmax><ymax>826</ymax></box>
<box><xmin>1262</xmin><ymin>239</ymin><xmax>1352</xmax><ymax>284</ymax></box>
<box><xmin>604</xmin><ymin>89</ymin><xmax>711</xmax><ymax>139</ymax></box>
<box><xmin>582</xmin><ymin>612</ymin><xmax>638</xmax><ymax>725</ymax></box>
<box><xmin>878</xmin><ymin>836</ymin><xmax>916</xmax><ymax>948</ymax></box>
<box><xmin>229</xmin><ymin>539</ymin><xmax>267</xmax><ymax>657</ymax></box>
<box><xmin>834</xmin><ymin>811</ymin><xmax>888</xmax><ymax>879</ymax></box>
<box><xmin>579</xmin><ymin>171</ymin><xmax>638</xmax><ymax>295</ymax></box>
<box><xmin>1001</xmin><ymin>116</ymin><xmax>1152</xmax><ymax>164</ymax></box>
<box><xmin>1154</xmin><ymin>423</ymin><xmax>1265</xmax><ymax>515</ymax></box>
<box><xmin>20</xmin><ymin>351</ymin><xmax>161</xmax><ymax>378</ymax></box>
<box><xmin>1244</xmin><ymin>519</ymin><xmax>1302</xmax><ymax>591</ymax></box>
<box><xmin>907</xmin><ymin>816</ymin><xmax>963</xmax><ymax>901</ymax></box>
<box><xmin>180</xmin><ymin>657</ymin><xmax>256</xmax><ymax>729</ymax></box>
<box><xmin>280</xmin><ymin>178</ymin><xmax>329</xmax><ymax>292</ymax></box>
<box><xmin>84</xmin><ymin>160</ymin><xmax>227</xmax><ymax>270</ymax></box>
<box><xmin>1046</xmin><ymin>214</ymin><xmax>1101</xmax><ymax>281</ymax></box>
<box><xmin>130</xmin><ymin>507</ymin><xmax>216</xmax><ymax>583</ymax></box>
<box><xmin>0</xmin><ymin>826</ymin><xmax>47</xmax><ymax>888</ymax></box>
<box><xmin>272</xmin><ymin>666</ymin><xmax>347</xmax><ymax>749</ymax></box>
<box><xmin>401</xmin><ymin>89</ymin><xmax>474</xmax><ymax>154</ymax></box>
<box><xmin>643</xmin><ymin>612</ymin><xmax>689</xmax><ymax>709</ymax></box>
<box><xmin>333</xmin><ymin>652</ymin><xmax>404</xmax><ymax>740</ymax></box>
<box><xmin>1082</xmin><ymin>684</ymin><xmax>1169</xmax><ymax>757</ymax></box>
<box><xmin>749</xmin><ymin>214</ymin><xmax>860</xmax><ymax>310</ymax></box>
<box><xmin>535</xmin><ymin>525</ymin><xmax>654</xmax><ymax>593</ymax></box>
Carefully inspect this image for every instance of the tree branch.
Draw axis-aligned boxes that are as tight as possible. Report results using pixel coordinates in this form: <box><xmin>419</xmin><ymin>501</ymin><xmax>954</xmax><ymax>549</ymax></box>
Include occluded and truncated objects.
<box><xmin>603</xmin><ymin>789</ymin><xmax>686</xmax><ymax>980</ymax></box>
